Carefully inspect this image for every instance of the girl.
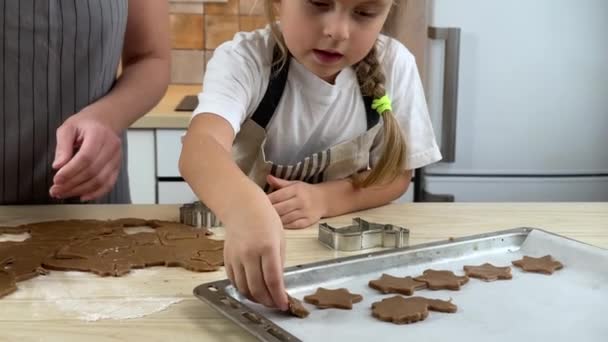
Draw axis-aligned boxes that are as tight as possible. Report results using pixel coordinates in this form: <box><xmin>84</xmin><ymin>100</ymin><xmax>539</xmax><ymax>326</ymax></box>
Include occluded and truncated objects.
<box><xmin>179</xmin><ymin>0</ymin><xmax>441</xmax><ymax>311</ymax></box>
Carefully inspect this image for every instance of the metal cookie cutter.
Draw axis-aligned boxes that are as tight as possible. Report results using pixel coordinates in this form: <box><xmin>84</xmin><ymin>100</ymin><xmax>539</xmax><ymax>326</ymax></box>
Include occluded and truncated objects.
<box><xmin>179</xmin><ymin>201</ymin><xmax>221</xmax><ymax>228</ymax></box>
<box><xmin>318</xmin><ymin>218</ymin><xmax>409</xmax><ymax>251</ymax></box>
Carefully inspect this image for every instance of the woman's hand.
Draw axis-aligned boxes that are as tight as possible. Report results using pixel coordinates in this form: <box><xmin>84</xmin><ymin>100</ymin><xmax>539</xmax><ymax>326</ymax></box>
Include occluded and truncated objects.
<box><xmin>49</xmin><ymin>112</ymin><xmax>122</xmax><ymax>201</ymax></box>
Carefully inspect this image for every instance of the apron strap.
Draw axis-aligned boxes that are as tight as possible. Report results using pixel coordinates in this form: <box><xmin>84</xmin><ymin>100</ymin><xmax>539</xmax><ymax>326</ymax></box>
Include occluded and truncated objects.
<box><xmin>250</xmin><ymin>46</ymin><xmax>290</xmax><ymax>129</ymax></box>
<box><xmin>250</xmin><ymin>46</ymin><xmax>381</xmax><ymax>130</ymax></box>
<box><xmin>363</xmin><ymin>95</ymin><xmax>380</xmax><ymax>129</ymax></box>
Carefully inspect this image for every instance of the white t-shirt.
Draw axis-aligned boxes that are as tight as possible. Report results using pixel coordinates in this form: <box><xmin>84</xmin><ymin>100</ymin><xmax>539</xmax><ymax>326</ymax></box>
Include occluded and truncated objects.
<box><xmin>194</xmin><ymin>26</ymin><xmax>442</xmax><ymax>170</ymax></box>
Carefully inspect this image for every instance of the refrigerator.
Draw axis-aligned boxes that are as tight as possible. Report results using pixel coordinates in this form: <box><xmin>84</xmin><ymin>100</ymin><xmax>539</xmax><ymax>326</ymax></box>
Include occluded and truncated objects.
<box><xmin>416</xmin><ymin>0</ymin><xmax>608</xmax><ymax>202</ymax></box>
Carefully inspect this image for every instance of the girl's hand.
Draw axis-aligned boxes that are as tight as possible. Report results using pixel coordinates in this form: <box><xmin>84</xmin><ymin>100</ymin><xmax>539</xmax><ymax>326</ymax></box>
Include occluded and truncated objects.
<box><xmin>266</xmin><ymin>175</ymin><xmax>327</xmax><ymax>229</ymax></box>
<box><xmin>223</xmin><ymin>200</ymin><xmax>289</xmax><ymax>311</ymax></box>
<box><xmin>49</xmin><ymin>112</ymin><xmax>122</xmax><ymax>201</ymax></box>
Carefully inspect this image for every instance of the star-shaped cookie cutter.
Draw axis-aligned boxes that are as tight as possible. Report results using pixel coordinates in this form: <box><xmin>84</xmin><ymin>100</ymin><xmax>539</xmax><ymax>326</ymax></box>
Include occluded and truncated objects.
<box><xmin>179</xmin><ymin>201</ymin><xmax>221</xmax><ymax>228</ymax></box>
<box><xmin>318</xmin><ymin>218</ymin><xmax>409</xmax><ymax>251</ymax></box>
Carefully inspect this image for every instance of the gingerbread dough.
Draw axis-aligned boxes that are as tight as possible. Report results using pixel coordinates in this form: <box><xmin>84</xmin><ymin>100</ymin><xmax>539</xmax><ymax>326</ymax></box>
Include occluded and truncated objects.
<box><xmin>287</xmin><ymin>295</ymin><xmax>310</xmax><ymax>318</ymax></box>
<box><xmin>512</xmin><ymin>255</ymin><xmax>563</xmax><ymax>274</ymax></box>
<box><xmin>414</xmin><ymin>269</ymin><xmax>469</xmax><ymax>290</ymax></box>
<box><xmin>303</xmin><ymin>288</ymin><xmax>363</xmax><ymax>309</ymax></box>
<box><xmin>0</xmin><ymin>270</ymin><xmax>17</xmax><ymax>297</ymax></box>
<box><xmin>0</xmin><ymin>219</ymin><xmax>224</xmax><ymax>298</ymax></box>
<box><xmin>369</xmin><ymin>274</ymin><xmax>427</xmax><ymax>295</ymax></box>
<box><xmin>371</xmin><ymin>296</ymin><xmax>457</xmax><ymax>324</ymax></box>
<box><xmin>463</xmin><ymin>263</ymin><xmax>512</xmax><ymax>281</ymax></box>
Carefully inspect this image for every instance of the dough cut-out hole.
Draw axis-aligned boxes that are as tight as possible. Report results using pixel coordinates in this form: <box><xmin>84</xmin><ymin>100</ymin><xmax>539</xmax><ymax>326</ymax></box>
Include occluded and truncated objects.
<box><xmin>242</xmin><ymin>312</ymin><xmax>262</xmax><ymax>324</ymax></box>
<box><xmin>266</xmin><ymin>327</ymin><xmax>289</xmax><ymax>342</ymax></box>
<box><xmin>0</xmin><ymin>232</ymin><xmax>31</xmax><ymax>243</ymax></box>
<box><xmin>123</xmin><ymin>227</ymin><xmax>156</xmax><ymax>235</ymax></box>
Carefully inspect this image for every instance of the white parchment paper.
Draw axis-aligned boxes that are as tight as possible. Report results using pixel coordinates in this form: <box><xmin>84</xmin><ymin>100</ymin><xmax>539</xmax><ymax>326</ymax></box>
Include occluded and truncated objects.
<box><xmin>250</xmin><ymin>230</ymin><xmax>608</xmax><ymax>342</ymax></box>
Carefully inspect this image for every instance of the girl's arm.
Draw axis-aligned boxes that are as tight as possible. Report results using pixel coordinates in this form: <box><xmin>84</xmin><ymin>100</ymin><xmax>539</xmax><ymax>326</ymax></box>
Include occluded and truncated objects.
<box><xmin>318</xmin><ymin>170</ymin><xmax>412</xmax><ymax>217</ymax></box>
<box><xmin>179</xmin><ymin>114</ymin><xmax>289</xmax><ymax>311</ymax></box>
<box><xmin>267</xmin><ymin>170</ymin><xmax>411</xmax><ymax>229</ymax></box>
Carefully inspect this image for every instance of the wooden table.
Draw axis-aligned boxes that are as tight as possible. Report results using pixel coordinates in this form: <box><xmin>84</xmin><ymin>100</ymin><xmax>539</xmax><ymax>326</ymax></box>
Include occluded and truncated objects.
<box><xmin>1</xmin><ymin>203</ymin><xmax>606</xmax><ymax>341</ymax></box>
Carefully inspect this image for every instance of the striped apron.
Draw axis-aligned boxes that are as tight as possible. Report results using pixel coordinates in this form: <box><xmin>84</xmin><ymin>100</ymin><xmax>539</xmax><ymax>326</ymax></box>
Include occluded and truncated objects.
<box><xmin>232</xmin><ymin>48</ymin><xmax>383</xmax><ymax>191</ymax></box>
<box><xmin>0</xmin><ymin>0</ymin><xmax>131</xmax><ymax>204</ymax></box>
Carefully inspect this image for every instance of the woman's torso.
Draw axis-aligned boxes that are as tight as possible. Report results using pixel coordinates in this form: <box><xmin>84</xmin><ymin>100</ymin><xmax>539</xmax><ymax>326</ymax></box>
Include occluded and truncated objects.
<box><xmin>0</xmin><ymin>0</ymin><xmax>130</xmax><ymax>204</ymax></box>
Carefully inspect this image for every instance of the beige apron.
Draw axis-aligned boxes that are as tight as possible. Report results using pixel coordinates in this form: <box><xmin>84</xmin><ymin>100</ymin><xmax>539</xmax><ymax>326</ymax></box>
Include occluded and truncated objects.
<box><xmin>232</xmin><ymin>49</ymin><xmax>383</xmax><ymax>192</ymax></box>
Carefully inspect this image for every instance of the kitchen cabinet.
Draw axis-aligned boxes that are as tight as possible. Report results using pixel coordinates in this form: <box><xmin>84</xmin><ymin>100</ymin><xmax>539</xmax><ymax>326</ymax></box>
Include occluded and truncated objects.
<box><xmin>126</xmin><ymin>129</ymin><xmax>156</xmax><ymax>204</ymax></box>
<box><xmin>156</xmin><ymin>129</ymin><xmax>186</xmax><ymax>178</ymax></box>
<box><xmin>157</xmin><ymin>181</ymin><xmax>198</xmax><ymax>204</ymax></box>
<box><xmin>128</xmin><ymin>129</ymin><xmax>195</xmax><ymax>204</ymax></box>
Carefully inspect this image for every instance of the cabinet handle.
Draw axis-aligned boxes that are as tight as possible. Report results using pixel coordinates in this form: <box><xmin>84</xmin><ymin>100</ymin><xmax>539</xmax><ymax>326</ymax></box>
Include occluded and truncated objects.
<box><xmin>428</xmin><ymin>27</ymin><xmax>461</xmax><ymax>163</ymax></box>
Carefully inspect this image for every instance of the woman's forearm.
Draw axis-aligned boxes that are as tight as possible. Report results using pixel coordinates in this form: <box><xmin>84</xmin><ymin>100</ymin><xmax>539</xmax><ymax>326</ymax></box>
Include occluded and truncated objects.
<box><xmin>80</xmin><ymin>55</ymin><xmax>170</xmax><ymax>133</ymax></box>
<box><xmin>79</xmin><ymin>0</ymin><xmax>170</xmax><ymax>132</ymax></box>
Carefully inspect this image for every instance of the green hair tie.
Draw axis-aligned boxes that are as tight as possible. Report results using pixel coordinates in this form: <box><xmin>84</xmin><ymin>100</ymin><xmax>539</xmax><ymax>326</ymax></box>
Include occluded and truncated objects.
<box><xmin>371</xmin><ymin>94</ymin><xmax>392</xmax><ymax>115</ymax></box>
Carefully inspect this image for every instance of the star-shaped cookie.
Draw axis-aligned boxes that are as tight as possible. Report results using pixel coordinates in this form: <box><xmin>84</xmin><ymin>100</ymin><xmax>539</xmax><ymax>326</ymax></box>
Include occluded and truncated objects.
<box><xmin>369</xmin><ymin>274</ymin><xmax>427</xmax><ymax>295</ymax></box>
<box><xmin>512</xmin><ymin>255</ymin><xmax>563</xmax><ymax>275</ymax></box>
<box><xmin>463</xmin><ymin>263</ymin><xmax>512</xmax><ymax>281</ymax></box>
<box><xmin>371</xmin><ymin>296</ymin><xmax>457</xmax><ymax>324</ymax></box>
<box><xmin>287</xmin><ymin>294</ymin><xmax>310</xmax><ymax>318</ymax></box>
<box><xmin>414</xmin><ymin>269</ymin><xmax>469</xmax><ymax>290</ymax></box>
<box><xmin>303</xmin><ymin>288</ymin><xmax>363</xmax><ymax>309</ymax></box>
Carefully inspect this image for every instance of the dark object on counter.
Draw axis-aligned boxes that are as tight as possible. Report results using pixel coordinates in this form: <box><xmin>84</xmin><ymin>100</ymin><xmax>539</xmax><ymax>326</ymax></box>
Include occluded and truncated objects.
<box><xmin>175</xmin><ymin>95</ymin><xmax>199</xmax><ymax>112</ymax></box>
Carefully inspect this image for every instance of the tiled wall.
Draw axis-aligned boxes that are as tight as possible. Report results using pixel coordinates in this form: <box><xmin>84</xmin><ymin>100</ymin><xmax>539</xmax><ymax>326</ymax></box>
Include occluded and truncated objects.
<box><xmin>169</xmin><ymin>0</ymin><xmax>267</xmax><ymax>84</ymax></box>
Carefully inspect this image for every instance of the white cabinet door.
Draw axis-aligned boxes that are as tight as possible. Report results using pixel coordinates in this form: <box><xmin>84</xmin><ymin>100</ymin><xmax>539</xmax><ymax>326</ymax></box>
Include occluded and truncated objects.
<box><xmin>157</xmin><ymin>181</ymin><xmax>198</xmax><ymax>204</ymax></box>
<box><xmin>127</xmin><ymin>130</ymin><xmax>156</xmax><ymax>204</ymax></box>
<box><xmin>156</xmin><ymin>129</ymin><xmax>186</xmax><ymax>178</ymax></box>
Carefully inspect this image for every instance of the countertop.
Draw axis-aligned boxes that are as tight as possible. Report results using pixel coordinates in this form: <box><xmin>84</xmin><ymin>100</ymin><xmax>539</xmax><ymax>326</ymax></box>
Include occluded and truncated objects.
<box><xmin>0</xmin><ymin>203</ymin><xmax>606</xmax><ymax>341</ymax></box>
<box><xmin>131</xmin><ymin>85</ymin><xmax>201</xmax><ymax>129</ymax></box>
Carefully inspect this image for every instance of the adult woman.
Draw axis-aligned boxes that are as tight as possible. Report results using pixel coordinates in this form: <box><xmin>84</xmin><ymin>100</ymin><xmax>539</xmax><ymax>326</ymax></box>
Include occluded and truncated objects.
<box><xmin>0</xmin><ymin>0</ymin><xmax>170</xmax><ymax>204</ymax></box>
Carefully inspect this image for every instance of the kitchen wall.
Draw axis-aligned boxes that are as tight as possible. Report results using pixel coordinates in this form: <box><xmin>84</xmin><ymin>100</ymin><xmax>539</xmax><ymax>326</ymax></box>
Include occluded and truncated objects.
<box><xmin>169</xmin><ymin>0</ymin><xmax>267</xmax><ymax>84</ymax></box>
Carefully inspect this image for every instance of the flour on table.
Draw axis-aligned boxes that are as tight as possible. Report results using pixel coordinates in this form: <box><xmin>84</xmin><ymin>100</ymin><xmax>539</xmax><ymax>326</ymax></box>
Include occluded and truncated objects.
<box><xmin>10</xmin><ymin>269</ymin><xmax>183</xmax><ymax>321</ymax></box>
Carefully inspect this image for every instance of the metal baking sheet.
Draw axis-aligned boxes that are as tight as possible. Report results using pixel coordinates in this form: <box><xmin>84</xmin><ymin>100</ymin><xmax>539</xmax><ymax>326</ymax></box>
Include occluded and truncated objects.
<box><xmin>194</xmin><ymin>228</ymin><xmax>608</xmax><ymax>342</ymax></box>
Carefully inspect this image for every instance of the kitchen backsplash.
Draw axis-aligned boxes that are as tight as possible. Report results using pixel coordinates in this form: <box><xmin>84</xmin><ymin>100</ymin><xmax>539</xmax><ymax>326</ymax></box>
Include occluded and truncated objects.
<box><xmin>170</xmin><ymin>0</ymin><xmax>267</xmax><ymax>84</ymax></box>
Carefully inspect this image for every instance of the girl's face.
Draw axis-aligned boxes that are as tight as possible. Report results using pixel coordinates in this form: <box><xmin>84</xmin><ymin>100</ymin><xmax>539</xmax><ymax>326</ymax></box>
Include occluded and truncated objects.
<box><xmin>276</xmin><ymin>0</ymin><xmax>392</xmax><ymax>83</ymax></box>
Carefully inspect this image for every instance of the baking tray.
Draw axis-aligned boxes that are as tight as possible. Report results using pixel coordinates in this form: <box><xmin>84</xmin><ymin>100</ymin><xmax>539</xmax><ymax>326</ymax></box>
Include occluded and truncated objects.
<box><xmin>193</xmin><ymin>228</ymin><xmax>608</xmax><ymax>342</ymax></box>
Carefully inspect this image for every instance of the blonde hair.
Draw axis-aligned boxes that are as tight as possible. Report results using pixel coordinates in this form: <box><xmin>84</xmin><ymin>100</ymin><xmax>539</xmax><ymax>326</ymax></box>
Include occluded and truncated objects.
<box><xmin>263</xmin><ymin>1</ymin><xmax>407</xmax><ymax>187</ymax></box>
<box><xmin>264</xmin><ymin>1</ymin><xmax>289</xmax><ymax>72</ymax></box>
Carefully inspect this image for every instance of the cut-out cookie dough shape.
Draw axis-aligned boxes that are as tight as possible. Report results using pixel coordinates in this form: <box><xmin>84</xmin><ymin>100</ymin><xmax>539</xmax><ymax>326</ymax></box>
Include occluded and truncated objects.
<box><xmin>414</xmin><ymin>269</ymin><xmax>469</xmax><ymax>290</ymax></box>
<box><xmin>287</xmin><ymin>294</ymin><xmax>310</xmax><ymax>318</ymax></box>
<box><xmin>369</xmin><ymin>274</ymin><xmax>427</xmax><ymax>295</ymax></box>
<box><xmin>512</xmin><ymin>255</ymin><xmax>563</xmax><ymax>275</ymax></box>
<box><xmin>372</xmin><ymin>296</ymin><xmax>457</xmax><ymax>324</ymax></box>
<box><xmin>0</xmin><ymin>218</ymin><xmax>224</xmax><ymax>298</ymax></box>
<box><xmin>303</xmin><ymin>288</ymin><xmax>363</xmax><ymax>310</ymax></box>
<box><xmin>43</xmin><ymin>231</ymin><xmax>223</xmax><ymax>276</ymax></box>
<box><xmin>463</xmin><ymin>263</ymin><xmax>512</xmax><ymax>281</ymax></box>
